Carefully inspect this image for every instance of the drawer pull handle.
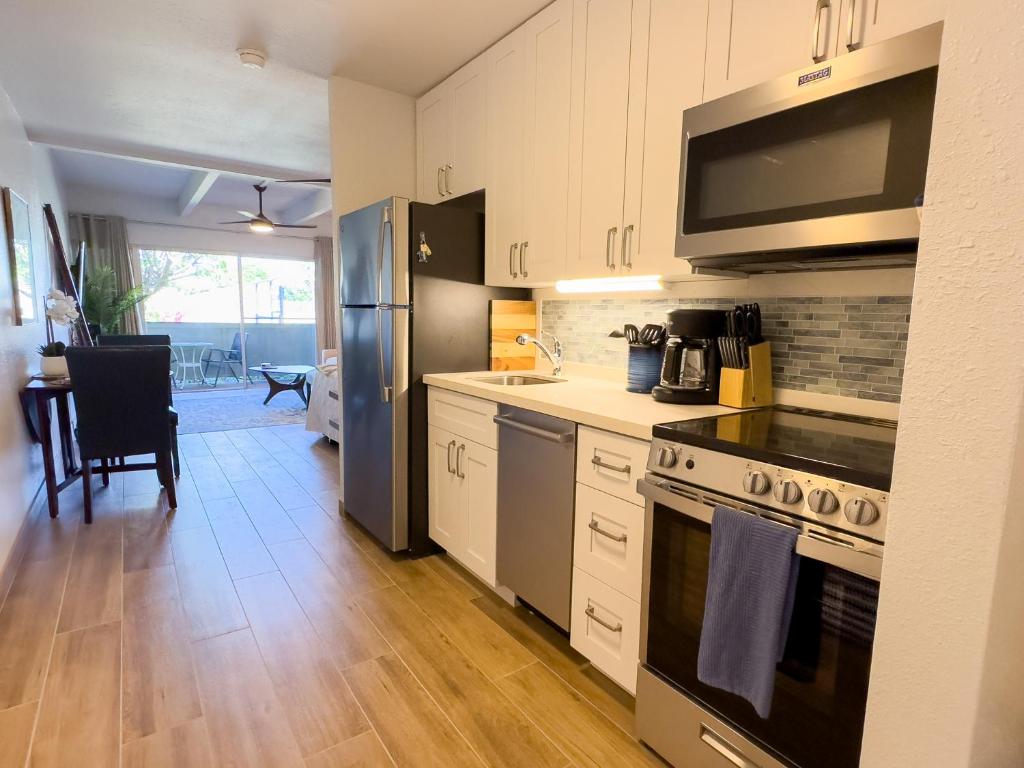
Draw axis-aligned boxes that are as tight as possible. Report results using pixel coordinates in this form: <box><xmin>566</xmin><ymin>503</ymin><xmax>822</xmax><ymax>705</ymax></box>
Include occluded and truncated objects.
<box><xmin>585</xmin><ymin>605</ymin><xmax>622</xmax><ymax>633</ymax></box>
<box><xmin>592</xmin><ymin>455</ymin><xmax>631</xmax><ymax>475</ymax></box>
<box><xmin>589</xmin><ymin>520</ymin><xmax>627</xmax><ymax>543</ymax></box>
<box><xmin>699</xmin><ymin>725</ymin><xmax>759</xmax><ymax>768</ymax></box>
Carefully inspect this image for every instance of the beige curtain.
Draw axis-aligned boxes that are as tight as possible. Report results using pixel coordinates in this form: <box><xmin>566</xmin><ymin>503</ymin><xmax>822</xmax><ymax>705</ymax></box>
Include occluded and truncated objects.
<box><xmin>69</xmin><ymin>213</ymin><xmax>144</xmax><ymax>334</ymax></box>
<box><xmin>314</xmin><ymin>235</ymin><xmax>338</xmax><ymax>353</ymax></box>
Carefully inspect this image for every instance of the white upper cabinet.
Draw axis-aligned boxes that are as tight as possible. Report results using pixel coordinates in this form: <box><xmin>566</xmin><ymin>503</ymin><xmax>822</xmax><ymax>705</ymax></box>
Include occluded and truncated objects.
<box><xmin>839</xmin><ymin>0</ymin><xmax>944</xmax><ymax>51</ymax></box>
<box><xmin>566</xmin><ymin>0</ymin><xmax>635</xmax><ymax>279</ymax></box>
<box><xmin>486</xmin><ymin>0</ymin><xmax>573</xmax><ymax>287</ymax></box>
<box><xmin>630</xmin><ymin>0</ymin><xmax>715</xmax><ymax>279</ymax></box>
<box><xmin>704</xmin><ymin>0</ymin><xmax>843</xmax><ymax>102</ymax></box>
<box><xmin>417</xmin><ymin>90</ymin><xmax>451</xmax><ymax>204</ymax></box>
<box><xmin>416</xmin><ymin>57</ymin><xmax>487</xmax><ymax>204</ymax></box>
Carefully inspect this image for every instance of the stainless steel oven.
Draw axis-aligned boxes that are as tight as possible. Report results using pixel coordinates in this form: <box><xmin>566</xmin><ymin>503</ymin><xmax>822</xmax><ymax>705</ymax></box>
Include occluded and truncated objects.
<box><xmin>637</xmin><ymin>475</ymin><xmax>883</xmax><ymax>768</ymax></box>
<box><xmin>676</xmin><ymin>22</ymin><xmax>942</xmax><ymax>273</ymax></box>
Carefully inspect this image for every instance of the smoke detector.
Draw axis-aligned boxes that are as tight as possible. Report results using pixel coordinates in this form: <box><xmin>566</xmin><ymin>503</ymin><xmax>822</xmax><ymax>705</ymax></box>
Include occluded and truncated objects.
<box><xmin>237</xmin><ymin>48</ymin><xmax>267</xmax><ymax>70</ymax></box>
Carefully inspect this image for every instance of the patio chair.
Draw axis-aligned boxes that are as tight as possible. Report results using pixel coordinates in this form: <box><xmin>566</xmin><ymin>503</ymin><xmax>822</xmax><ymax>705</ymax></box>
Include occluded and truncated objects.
<box><xmin>66</xmin><ymin>346</ymin><xmax>177</xmax><ymax>523</ymax></box>
<box><xmin>203</xmin><ymin>331</ymin><xmax>253</xmax><ymax>386</ymax></box>
<box><xmin>96</xmin><ymin>335</ymin><xmax>180</xmax><ymax>478</ymax></box>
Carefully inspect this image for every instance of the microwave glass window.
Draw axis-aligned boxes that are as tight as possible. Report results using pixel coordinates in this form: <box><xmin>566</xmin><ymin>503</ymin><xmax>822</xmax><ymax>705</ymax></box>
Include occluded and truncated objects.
<box><xmin>682</xmin><ymin>67</ymin><xmax>937</xmax><ymax>235</ymax></box>
<box><xmin>699</xmin><ymin>119</ymin><xmax>891</xmax><ymax>220</ymax></box>
<box><xmin>645</xmin><ymin>501</ymin><xmax>879</xmax><ymax>768</ymax></box>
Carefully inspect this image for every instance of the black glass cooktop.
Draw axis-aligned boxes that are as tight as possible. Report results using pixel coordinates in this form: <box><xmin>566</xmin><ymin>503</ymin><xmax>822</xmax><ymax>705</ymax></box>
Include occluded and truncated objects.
<box><xmin>654</xmin><ymin>405</ymin><xmax>897</xmax><ymax>490</ymax></box>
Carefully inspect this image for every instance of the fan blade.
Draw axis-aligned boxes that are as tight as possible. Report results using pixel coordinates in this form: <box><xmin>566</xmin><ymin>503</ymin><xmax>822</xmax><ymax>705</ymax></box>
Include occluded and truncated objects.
<box><xmin>274</xmin><ymin>178</ymin><xmax>331</xmax><ymax>184</ymax></box>
<box><xmin>219</xmin><ymin>220</ymin><xmax>253</xmax><ymax>225</ymax></box>
<box><xmin>237</xmin><ymin>210</ymin><xmax>257</xmax><ymax>218</ymax></box>
<box><xmin>274</xmin><ymin>224</ymin><xmax>319</xmax><ymax>229</ymax></box>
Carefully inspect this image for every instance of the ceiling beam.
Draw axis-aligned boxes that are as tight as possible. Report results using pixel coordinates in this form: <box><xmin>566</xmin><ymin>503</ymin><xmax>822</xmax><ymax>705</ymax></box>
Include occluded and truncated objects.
<box><xmin>28</xmin><ymin>128</ymin><xmax>329</xmax><ymax>184</ymax></box>
<box><xmin>278</xmin><ymin>187</ymin><xmax>332</xmax><ymax>224</ymax></box>
<box><xmin>177</xmin><ymin>170</ymin><xmax>219</xmax><ymax>216</ymax></box>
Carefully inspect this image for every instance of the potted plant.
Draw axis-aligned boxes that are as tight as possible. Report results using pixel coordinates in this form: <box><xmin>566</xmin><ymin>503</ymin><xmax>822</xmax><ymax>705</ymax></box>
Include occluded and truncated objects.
<box><xmin>82</xmin><ymin>265</ymin><xmax>148</xmax><ymax>336</ymax></box>
<box><xmin>38</xmin><ymin>288</ymin><xmax>80</xmax><ymax>378</ymax></box>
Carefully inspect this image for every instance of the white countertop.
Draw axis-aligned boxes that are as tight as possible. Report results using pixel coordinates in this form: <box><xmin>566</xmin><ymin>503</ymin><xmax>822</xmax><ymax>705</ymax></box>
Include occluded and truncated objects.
<box><xmin>422</xmin><ymin>370</ymin><xmax>737</xmax><ymax>441</ymax></box>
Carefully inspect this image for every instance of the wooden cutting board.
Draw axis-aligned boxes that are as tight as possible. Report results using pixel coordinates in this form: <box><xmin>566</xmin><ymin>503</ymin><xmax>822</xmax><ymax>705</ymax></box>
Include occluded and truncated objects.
<box><xmin>489</xmin><ymin>300</ymin><xmax>537</xmax><ymax>371</ymax></box>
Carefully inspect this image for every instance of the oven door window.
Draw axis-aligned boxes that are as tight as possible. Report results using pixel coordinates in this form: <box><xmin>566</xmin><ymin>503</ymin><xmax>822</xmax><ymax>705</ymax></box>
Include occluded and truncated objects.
<box><xmin>646</xmin><ymin>502</ymin><xmax>879</xmax><ymax>768</ymax></box>
<box><xmin>682</xmin><ymin>67</ymin><xmax>937</xmax><ymax>234</ymax></box>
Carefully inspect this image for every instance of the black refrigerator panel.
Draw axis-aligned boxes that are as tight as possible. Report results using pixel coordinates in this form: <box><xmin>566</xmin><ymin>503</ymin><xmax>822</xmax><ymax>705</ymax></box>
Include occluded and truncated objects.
<box><xmin>406</xmin><ymin>202</ymin><xmax>528</xmax><ymax>554</ymax></box>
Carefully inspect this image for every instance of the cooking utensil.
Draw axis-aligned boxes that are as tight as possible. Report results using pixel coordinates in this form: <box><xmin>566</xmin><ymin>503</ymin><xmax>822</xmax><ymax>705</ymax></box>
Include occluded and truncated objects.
<box><xmin>640</xmin><ymin>324</ymin><xmax>663</xmax><ymax>346</ymax></box>
<box><xmin>624</xmin><ymin>324</ymin><xmax>640</xmax><ymax>344</ymax></box>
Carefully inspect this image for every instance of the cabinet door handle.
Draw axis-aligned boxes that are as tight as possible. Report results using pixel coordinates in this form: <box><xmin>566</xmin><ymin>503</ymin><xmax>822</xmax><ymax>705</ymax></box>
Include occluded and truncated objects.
<box><xmin>585</xmin><ymin>605</ymin><xmax>623</xmax><ymax>633</ymax></box>
<box><xmin>589</xmin><ymin>519</ymin><xmax>628</xmax><ymax>543</ymax></box>
<box><xmin>455</xmin><ymin>443</ymin><xmax>466</xmax><ymax>479</ymax></box>
<box><xmin>444</xmin><ymin>163</ymin><xmax>453</xmax><ymax>195</ymax></box>
<box><xmin>437</xmin><ymin>167</ymin><xmax>445</xmax><ymax>197</ymax></box>
<box><xmin>605</xmin><ymin>226</ymin><xmax>618</xmax><ymax>269</ymax></box>
<box><xmin>845</xmin><ymin>0</ymin><xmax>858</xmax><ymax>50</ymax></box>
<box><xmin>811</xmin><ymin>0</ymin><xmax>830</xmax><ymax>62</ymax></box>
<box><xmin>520</xmin><ymin>241</ymin><xmax>529</xmax><ymax>279</ymax></box>
<box><xmin>592</xmin><ymin>455</ymin><xmax>631</xmax><ymax>475</ymax></box>
<box><xmin>509</xmin><ymin>242</ymin><xmax>519</xmax><ymax>278</ymax></box>
<box><xmin>621</xmin><ymin>224</ymin><xmax>634</xmax><ymax>270</ymax></box>
<box><xmin>446</xmin><ymin>440</ymin><xmax>456</xmax><ymax>474</ymax></box>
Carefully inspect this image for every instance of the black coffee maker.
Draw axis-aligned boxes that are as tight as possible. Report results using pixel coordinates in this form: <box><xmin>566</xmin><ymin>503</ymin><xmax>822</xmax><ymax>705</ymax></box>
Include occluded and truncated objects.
<box><xmin>651</xmin><ymin>309</ymin><xmax>726</xmax><ymax>404</ymax></box>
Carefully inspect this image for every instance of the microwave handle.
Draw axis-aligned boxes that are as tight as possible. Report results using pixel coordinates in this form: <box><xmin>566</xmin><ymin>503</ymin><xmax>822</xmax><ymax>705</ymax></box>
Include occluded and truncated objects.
<box><xmin>811</xmin><ymin>0</ymin><xmax>830</xmax><ymax>62</ymax></box>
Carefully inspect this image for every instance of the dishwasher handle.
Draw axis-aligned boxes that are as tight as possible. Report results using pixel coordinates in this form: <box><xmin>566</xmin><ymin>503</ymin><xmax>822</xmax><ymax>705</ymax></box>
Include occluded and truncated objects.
<box><xmin>493</xmin><ymin>414</ymin><xmax>575</xmax><ymax>444</ymax></box>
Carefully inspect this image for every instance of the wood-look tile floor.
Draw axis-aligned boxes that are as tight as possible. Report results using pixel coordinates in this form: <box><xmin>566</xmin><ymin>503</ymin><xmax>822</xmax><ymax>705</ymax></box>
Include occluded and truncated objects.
<box><xmin>0</xmin><ymin>424</ymin><xmax>663</xmax><ymax>767</ymax></box>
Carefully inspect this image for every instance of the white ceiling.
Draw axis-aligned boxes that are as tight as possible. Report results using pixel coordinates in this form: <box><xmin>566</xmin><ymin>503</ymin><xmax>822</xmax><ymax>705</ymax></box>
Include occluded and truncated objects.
<box><xmin>51</xmin><ymin>147</ymin><xmax>328</xmax><ymax>225</ymax></box>
<box><xmin>0</xmin><ymin>0</ymin><xmax>551</xmax><ymax>177</ymax></box>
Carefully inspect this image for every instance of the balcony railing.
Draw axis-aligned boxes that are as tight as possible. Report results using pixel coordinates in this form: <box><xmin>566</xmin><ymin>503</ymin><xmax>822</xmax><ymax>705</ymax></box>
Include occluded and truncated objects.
<box><xmin>146</xmin><ymin>321</ymin><xmax>316</xmax><ymax>389</ymax></box>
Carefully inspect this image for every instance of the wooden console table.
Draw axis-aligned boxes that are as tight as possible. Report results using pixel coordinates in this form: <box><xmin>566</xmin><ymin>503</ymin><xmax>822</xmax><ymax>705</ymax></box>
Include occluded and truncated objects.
<box><xmin>22</xmin><ymin>378</ymin><xmax>81</xmax><ymax>518</ymax></box>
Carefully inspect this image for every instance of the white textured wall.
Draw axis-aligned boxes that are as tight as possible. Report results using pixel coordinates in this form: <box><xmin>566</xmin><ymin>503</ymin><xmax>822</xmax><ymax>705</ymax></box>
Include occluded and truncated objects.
<box><xmin>861</xmin><ymin>3</ymin><xmax>1024</xmax><ymax>766</ymax></box>
<box><xmin>0</xmin><ymin>86</ymin><xmax>68</xmax><ymax>580</ymax></box>
<box><xmin>328</xmin><ymin>76</ymin><xmax>415</xmax><ymax>222</ymax></box>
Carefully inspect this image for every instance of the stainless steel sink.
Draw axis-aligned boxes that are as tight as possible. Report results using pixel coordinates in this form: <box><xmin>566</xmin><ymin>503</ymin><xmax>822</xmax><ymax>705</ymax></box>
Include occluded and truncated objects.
<box><xmin>472</xmin><ymin>374</ymin><xmax>566</xmax><ymax>386</ymax></box>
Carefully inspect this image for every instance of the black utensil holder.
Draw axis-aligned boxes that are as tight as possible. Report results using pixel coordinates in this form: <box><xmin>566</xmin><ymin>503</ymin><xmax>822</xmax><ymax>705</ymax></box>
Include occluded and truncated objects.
<box><xmin>626</xmin><ymin>344</ymin><xmax>663</xmax><ymax>394</ymax></box>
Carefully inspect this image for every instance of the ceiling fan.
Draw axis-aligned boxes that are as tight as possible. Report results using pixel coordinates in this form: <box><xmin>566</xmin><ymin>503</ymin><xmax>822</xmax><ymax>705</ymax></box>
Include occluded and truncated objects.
<box><xmin>220</xmin><ymin>183</ymin><xmax>318</xmax><ymax>234</ymax></box>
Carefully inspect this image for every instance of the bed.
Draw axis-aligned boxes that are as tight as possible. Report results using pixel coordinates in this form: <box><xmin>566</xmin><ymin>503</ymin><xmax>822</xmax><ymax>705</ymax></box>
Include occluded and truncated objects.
<box><xmin>305</xmin><ymin>349</ymin><xmax>340</xmax><ymax>443</ymax></box>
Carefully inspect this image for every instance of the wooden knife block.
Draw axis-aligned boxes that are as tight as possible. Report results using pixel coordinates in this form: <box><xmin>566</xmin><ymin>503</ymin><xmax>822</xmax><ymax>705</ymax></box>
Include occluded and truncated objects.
<box><xmin>719</xmin><ymin>342</ymin><xmax>773</xmax><ymax>409</ymax></box>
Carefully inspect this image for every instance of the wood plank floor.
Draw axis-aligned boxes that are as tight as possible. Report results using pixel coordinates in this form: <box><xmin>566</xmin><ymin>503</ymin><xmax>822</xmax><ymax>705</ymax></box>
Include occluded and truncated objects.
<box><xmin>0</xmin><ymin>424</ymin><xmax>661</xmax><ymax>767</ymax></box>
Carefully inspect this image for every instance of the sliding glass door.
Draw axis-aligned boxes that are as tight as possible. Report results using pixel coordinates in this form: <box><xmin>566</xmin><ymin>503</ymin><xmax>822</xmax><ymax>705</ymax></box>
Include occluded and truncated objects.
<box><xmin>138</xmin><ymin>248</ymin><xmax>316</xmax><ymax>390</ymax></box>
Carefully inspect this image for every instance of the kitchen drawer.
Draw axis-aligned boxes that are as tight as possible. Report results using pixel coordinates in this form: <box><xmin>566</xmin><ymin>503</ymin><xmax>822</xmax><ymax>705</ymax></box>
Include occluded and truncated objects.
<box><xmin>570</xmin><ymin>568</ymin><xmax>641</xmax><ymax>694</ymax></box>
<box><xmin>427</xmin><ymin>388</ymin><xmax>498</xmax><ymax>449</ymax></box>
<box><xmin>573</xmin><ymin>483</ymin><xmax>644</xmax><ymax>602</ymax></box>
<box><xmin>576</xmin><ymin>426</ymin><xmax>649</xmax><ymax>506</ymax></box>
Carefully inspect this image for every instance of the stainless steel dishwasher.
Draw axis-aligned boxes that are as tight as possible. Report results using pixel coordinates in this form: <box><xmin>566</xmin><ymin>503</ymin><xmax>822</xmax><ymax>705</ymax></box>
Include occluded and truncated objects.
<box><xmin>494</xmin><ymin>406</ymin><xmax>576</xmax><ymax>631</ymax></box>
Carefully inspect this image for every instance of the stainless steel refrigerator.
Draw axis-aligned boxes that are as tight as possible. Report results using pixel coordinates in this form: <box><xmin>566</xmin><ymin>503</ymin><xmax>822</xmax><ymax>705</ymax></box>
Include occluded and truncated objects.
<box><xmin>339</xmin><ymin>195</ymin><xmax>526</xmax><ymax>553</ymax></box>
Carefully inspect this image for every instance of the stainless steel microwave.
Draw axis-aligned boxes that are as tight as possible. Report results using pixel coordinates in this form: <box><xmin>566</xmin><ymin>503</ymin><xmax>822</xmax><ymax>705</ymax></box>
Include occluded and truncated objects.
<box><xmin>676</xmin><ymin>22</ymin><xmax>942</xmax><ymax>274</ymax></box>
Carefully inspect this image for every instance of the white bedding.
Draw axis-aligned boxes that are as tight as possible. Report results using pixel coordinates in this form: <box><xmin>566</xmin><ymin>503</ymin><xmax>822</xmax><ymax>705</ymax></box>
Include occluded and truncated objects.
<box><xmin>305</xmin><ymin>362</ymin><xmax>340</xmax><ymax>442</ymax></box>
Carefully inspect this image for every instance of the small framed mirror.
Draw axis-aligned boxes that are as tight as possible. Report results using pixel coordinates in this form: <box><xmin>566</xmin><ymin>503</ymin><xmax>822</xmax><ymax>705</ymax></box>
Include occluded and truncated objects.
<box><xmin>2</xmin><ymin>188</ymin><xmax>36</xmax><ymax>325</ymax></box>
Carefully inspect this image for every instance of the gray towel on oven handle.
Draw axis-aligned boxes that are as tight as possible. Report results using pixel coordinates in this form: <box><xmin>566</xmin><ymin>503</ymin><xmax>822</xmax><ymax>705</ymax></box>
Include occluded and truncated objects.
<box><xmin>697</xmin><ymin>505</ymin><xmax>801</xmax><ymax>719</ymax></box>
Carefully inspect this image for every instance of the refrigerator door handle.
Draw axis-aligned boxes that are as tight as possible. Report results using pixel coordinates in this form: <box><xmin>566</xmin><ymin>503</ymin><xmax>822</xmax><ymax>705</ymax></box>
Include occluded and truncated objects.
<box><xmin>376</xmin><ymin>204</ymin><xmax>393</xmax><ymax>306</ymax></box>
<box><xmin>376</xmin><ymin>307</ymin><xmax>392</xmax><ymax>403</ymax></box>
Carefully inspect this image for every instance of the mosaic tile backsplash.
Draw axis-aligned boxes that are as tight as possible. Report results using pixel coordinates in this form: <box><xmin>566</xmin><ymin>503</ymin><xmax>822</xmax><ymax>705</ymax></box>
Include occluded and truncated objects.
<box><xmin>541</xmin><ymin>296</ymin><xmax>911</xmax><ymax>403</ymax></box>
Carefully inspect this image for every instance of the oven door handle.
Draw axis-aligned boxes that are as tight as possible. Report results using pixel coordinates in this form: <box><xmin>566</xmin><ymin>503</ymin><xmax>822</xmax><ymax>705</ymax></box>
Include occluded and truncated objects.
<box><xmin>638</xmin><ymin>477</ymin><xmax>883</xmax><ymax>581</ymax></box>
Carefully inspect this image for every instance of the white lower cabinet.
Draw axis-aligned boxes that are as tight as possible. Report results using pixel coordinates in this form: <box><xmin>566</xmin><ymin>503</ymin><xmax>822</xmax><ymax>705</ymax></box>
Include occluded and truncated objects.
<box><xmin>570</xmin><ymin>567</ymin><xmax>642</xmax><ymax>694</ymax></box>
<box><xmin>573</xmin><ymin>483</ymin><xmax>645</xmax><ymax>601</ymax></box>
<box><xmin>427</xmin><ymin>423</ymin><xmax>498</xmax><ymax>587</ymax></box>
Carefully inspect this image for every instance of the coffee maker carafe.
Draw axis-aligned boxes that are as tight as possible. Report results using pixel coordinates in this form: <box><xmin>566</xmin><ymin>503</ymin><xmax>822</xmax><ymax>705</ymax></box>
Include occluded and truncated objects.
<box><xmin>651</xmin><ymin>309</ymin><xmax>725</xmax><ymax>404</ymax></box>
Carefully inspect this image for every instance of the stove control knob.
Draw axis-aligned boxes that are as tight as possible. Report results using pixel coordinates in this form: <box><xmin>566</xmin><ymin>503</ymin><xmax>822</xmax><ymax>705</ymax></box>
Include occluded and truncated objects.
<box><xmin>773</xmin><ymin>479</ymin><xmax>803</xmax><ymax>505</ymax></box>
<box><xmin>844</xmin><ymin>497</ymin><xmax>879</xmax><ymax>526</ymax></box>
<box><xmin>656</xmin><ymin>447</ymin><xmax>677</xmax><ymax>468</ymax></box>
<box><xmin>742</xmin><ymin>471</ymin><xmax>771</xmax><ymax>496</ymax></box>
<box><xmin>807</xmin><ymin>488</ymin><xmax>839</xmax><ymax>515</ymax></box>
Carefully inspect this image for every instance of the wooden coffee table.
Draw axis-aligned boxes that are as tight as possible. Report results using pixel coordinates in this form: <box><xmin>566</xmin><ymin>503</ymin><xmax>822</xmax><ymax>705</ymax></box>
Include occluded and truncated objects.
<box><xmin>249</xmin><ymin>365</ymin><xmax>315</xmax><ymax>406</ymax></box>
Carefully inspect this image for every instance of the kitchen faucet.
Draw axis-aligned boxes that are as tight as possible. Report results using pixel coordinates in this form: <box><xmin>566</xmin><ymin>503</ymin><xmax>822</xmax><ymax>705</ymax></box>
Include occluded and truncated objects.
<box><xmin>516</xmin><ymin>332</ymin><xmax>564</xmax><ymax>377</ymax></box>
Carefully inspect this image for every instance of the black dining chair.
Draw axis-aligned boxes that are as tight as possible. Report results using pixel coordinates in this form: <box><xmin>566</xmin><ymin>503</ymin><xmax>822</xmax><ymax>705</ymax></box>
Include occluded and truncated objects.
<box><xmin>66</xmin><ymin>346</ymin><xmax>178</xmax><ymax>523</ymax></box>
<box><xmin>203</xmin><ymin>331</ymin><xmax>251</xmax><ymax>386</ymax></box>
<box><xmin>96</xmin><ymin>335</ymin><xmax>180</xmax><ymax>477</ymax></box>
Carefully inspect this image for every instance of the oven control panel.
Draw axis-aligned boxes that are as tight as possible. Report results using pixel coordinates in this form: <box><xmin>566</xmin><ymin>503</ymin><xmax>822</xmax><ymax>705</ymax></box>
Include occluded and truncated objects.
<box><xmin>647</xmin><ymin>439</ymin><xmax>888</xmax><ymax>543</ymax></box>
